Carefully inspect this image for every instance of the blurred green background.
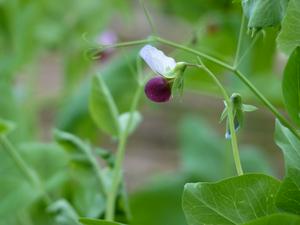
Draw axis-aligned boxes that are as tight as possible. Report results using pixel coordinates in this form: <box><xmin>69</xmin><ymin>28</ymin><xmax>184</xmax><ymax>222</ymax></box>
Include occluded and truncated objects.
<box><xmin>0</xmin><ymin>0</ymin><xmax>286</xmax><ymax>224</ymax></box>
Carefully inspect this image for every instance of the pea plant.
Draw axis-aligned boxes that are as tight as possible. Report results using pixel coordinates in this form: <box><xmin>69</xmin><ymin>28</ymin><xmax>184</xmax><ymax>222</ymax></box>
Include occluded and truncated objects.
<box><xmin>79</xmin><ymin>0</ymin><xmax>300</xmax><ymax>224</ymax></box>
<box><xmin>1</xmin><ymin>0</ymin><xmax>300</xmax><ymax>225</ymax></box>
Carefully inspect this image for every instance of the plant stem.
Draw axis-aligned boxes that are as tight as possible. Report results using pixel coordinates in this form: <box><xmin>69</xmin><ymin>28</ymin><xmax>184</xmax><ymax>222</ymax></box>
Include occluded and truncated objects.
<box><xmin>196</xmin><ymin>59</ymin><xmax>243</xmax><ymax>176</ymax></box>
<box><xmin>234</xmin><ymin>15</ymin><xmax>246</xmax><ymax>68</ymax></box>
<box><xmin>154</xmin><ymin>36</ymin><xmax>233</xmax><ymax>71</ymax></box>
<box><xmin>235</xmin><ymin>31</ymin><xmax>262</xmax><ymax>69</ymax></box>
<box><xmin>139</xmin><ymin>0</ymin><xmax>157</xmax><ymax>35</ymax></box>
<box><xmin>0</xmin><ymin>135</ymin><xmax>52</xmax><ymax>204</ymax></box>
<box><xmin>97</xmin><ymin>36</ymin><xmax>300</xmax><ymax>139</ymax></box>
<box><xmin>105</xmin><ymin>83</ymin><xmax>144</xmax><ymax>221</ymax></box>
<box><xmin>233</xmin><ymin>70</ymin><xmax>300</xmax><ymax>139</ymax></box>
<box><xmin>152</xmin><ymin>37</ymin><xmax>300</xmax><ymax>139</ymax></box>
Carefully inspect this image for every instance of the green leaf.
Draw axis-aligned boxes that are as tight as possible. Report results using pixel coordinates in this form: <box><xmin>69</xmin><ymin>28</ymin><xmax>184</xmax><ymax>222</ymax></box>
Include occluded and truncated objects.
<box><xmin>242</xmin><ymin>213</ymin><xmax>300</xmax><ymax>225</ymax></box>
<box><xmin>54</xmin><ymin>129</ymin><xmax>88</xmax><ymax>153</ymax></box>
<box><xmin>242</xmin><ymin>104</ymin><xmax>258</xmax><ymax>112</ymax></box>
<box><xmin>89</xmin><ymin>75</ymin><xmax>120</xmax><ymax>136</ymax></box>
<box><xmin>0</xmin><ymin>118</ymin><xmax>15</xmax><ymax>135</ymax></box>
<box><xmin>282</xmin><ymin>47</ymin><xmax>300</xmax><ymax>126</ymax></box>
<box><xmin>277</xmin><ymin>0</ymin><xmax>300</xmax><ymax>55</ymax></box>
<box><xmin>118</xmin><ymin>111</ymin><xmax>142</xmax><ymax>135</ymax></box>
<box><xmin>79</xmin><ymin>218</ymin><xmax>125</xmax><ymax>225</ymax></box>
<box><xmin>48</xmin><ymin>199</ymin><xmax>81</xmax><ymax>225</ymax></box>
<box><xmin>183</xmin><ymin>174</ymin><xmax>280</xmax><ymax>225</ymax></box>
<box><xmin>276</xmin><ymin>168</ymin><xmax>300</xmax><ymax>215</ymax></box>
<box><xmin>275</xmin><ymin>120</ymin><xmax>300</xmax><ymax>170</ymax></box>
<box><xmin>242</xmin><ymin>0</ymin><xmax>287</xmax><ymax>29</ymax></box>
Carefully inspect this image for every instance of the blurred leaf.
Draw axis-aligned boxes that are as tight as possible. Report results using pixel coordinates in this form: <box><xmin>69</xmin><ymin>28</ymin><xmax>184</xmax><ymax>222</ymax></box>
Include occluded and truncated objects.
<box><xmin>275</xmin><ymin>120</ymin><xmax>300</xmax><ymax>170</ymax></box>
<box><xmin>89</xmin><ymin>75</ymin><xmax>120</xmax><ymax>136</ymax></box>
<box><xmin>276</xmin><ymin>168</ymin><xmax>300</xmax><ymax>215</ymax></box>
<box><xmin>48</xmin><ymin>199</ymin><xmax>81</xmax><ymax>225</ymax></box>
<box><xmin>179</xmin><ymin>116</ymin><xmax>274</xmax><ymax>179</ymax></box>
<box><xmin>79</xmin><ymin>218</ymin><xmax>125</xmax><ymax>225</ymax></box>
<box><xmin>242</xmin><ymin>0</ymin><xmax>287</xmax><ymax>29</ymax></box>
<box><xmin>0</xmin><ymin>118</ymin><xmax>15</xmax><ymax>135</ymax></box>
<box><xmin>178</xmin><ymin>116</ymin><xmax>226</xmax><ymax>180</ymax></box>
<box><xmin>0</xmin><ymin>176</ymin><xmax>39</xmax><ymax>220</ymax></box>
<box><xmin>54</xmin><ymin>129</ymin><xmax>88</xmax><ymax>153</ymax></box>
<box><xmin>158</xmin><ymin>0</ymin><xmax>232</xmax><ymax>22</ymax></box>
<box><xmin>240</xmin><ymin>146</ymin><xmax>274</xmax><ymax>175</ymax></box>
<box><xmin>118</xmin><ymin>111</ymin><xmax>142</xmax><ymax>135</ymax></box>
<box><xmin>183</xmin><ymin>174</ymin><xmax>280</xmax><ymax>225</ymax></box>
<box><xmin>20</xmin><ymin>142</ymin><xmax>68</xmax><ymax>191</ymax></box>
<box><xmin>242</xmin><ymin>213</ymin><xmax>300</xmax><ymax>225</ymax></box>
<box><xmin>277</xmin><ymin>0</ymin><xmax>300</xmax><ymax>55</ymax></box>
<box><xmin>130</xmin><ymin>175</ymin><xmax>188</xmax><ymax>225</ymax></box>
<box><xmin>282</xmin><ymin>47</ymin><xmax>300</xmax><ymax>126</ymax></box>
<box><xmin>56</xmin><ymin>50</ymin><xmax>140</xmax><ymax>139</ymax></box>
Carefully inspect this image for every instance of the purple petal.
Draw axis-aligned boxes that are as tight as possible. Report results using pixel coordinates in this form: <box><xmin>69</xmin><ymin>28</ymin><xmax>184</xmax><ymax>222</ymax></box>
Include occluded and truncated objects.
<box><xmin>144</xmin><ymin>76</ymin><xmax>171</xmax><ymax>103</ymax></box>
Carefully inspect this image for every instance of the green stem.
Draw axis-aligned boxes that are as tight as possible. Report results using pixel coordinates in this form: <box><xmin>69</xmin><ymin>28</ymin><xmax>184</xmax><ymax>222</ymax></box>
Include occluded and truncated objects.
<box><xmin>152</xmin><ymin>37</ymin><xmax>300</xmax><ymax>139</ymax></box>
<box><xmin>82</xmin><ymin>143</ymin><xmax>107</xmax><ymax>196</ymax></box>
<box><xmin>235</xmin><ymin>31</ymin><xmax>262</xmax><ymax>69</ymax></box>
<box><xmin>196</xmin><ymin>59</ymin><xmax>243</xmax><ymax>176</ymax></box>
<box><xmin>139</xmin><ymin>0</ymin><xmax>157</xmax><ymax>35</ymax></box>
<box><xmin>97</xmin><ymin>36</ymin><xmax>300</xmax><ymax>139</ymax></box>
<box><xmin>234</xmin><ymin>15</ymin><xmax>246</xmax><ymax>68</ymax></box>
<box><xmin>89</xmin><ymin>39</ymin><xmax>151</xmax><ymax>59</ymax></box>
<box><xmin>233</xmin><ymin>70</ymin><xmax>300</xmax><ymax>139</ymax></box>
<box><xmin>105</xmin><ymin>83</ymin><xmax>144</xmax><ymax>221</ymax></box>
<box><xmin>0</xmin><ymin>135</ymin><xmax>52</xmax><ymax>204</ymax></box>
<box><xmin>154</xmin><ymin>36</ymin><xmax>233</xmax><ymax>71</ymax></box>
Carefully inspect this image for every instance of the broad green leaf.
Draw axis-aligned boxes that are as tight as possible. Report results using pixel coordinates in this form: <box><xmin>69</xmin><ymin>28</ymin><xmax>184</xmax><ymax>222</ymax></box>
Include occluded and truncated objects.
<box><xmin>183</xmin><ymin>174</ymin><xmax>280</xmax><ymax>225</ymax></box>
<box><xmin>79</xmin><ymin>218</ymin><xmax>125</xmax><ymax>225</ymax></box>
<box><xmin>277</xmin><ymin>0</ymin><xmax>300</xmax><ymax>55</ymax></box>
<box><xmin>89</xmin><ymin>75</ymin><xmax>120</xmax><ymax>136</ymax></box>
<box><xmin>282</xmin><ymin>47</ymin><xmax>300</xmax><ymax>126</ymax></box>
<box><xmin>0</xmin><ymin>118</ymin><xmax>15</xmax><ymax>135</ymax></box>
<box><xmin>242</xmin><ymin>0</ymin><xmax>287</xmax><ymax>29</ymax></box>
<box><xmin>242</xmin><ymin>213</ymin><xmax>300</xmax><ymax>225</ymax></box>
<box><xmin>276</xmin><ymin>168</ymin><xmax>300</xmax><ymax>215</ymax></box>
<box><xmin>275</xmin><ymin>121</ymin><xmax>300</xmax><ymax>215</ymax></box>
<box><xmin>275</xmin><ymin>120</ymin><xmax>300</xmax><ymax>170</ymax></box>
<box><xmin>118</xmin><ymin>111</ymin><xmax>142</xmax><ymax>135</ymax></box>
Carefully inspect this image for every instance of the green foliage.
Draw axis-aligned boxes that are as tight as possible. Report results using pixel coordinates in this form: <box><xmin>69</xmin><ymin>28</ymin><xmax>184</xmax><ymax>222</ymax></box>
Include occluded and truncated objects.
<box><xmin>79</xmin><ymin>218</ymin><xmax>125</xmax><ymax>225</ymax></box>
<box><xmin>282</xmin><ymin>47</ymin><xmax>300</xmax><ymax>126</ymax></box>
<box><xmin>242</xmin><ymin>0</ymin><xmax>287</xmax><ymax>29</ymax></box>
<box><xmin>118</xmin><ymin>111</ymin><xmax>142</xmax><ymax>135</ymax></box>
<box><xmin>275</xmin><ymin>121</ymin><xmax>300</xmax><ymax>216</ymax></box>
<box><xmin>276</xmin><ymin>168</ymin><xmax>300</xmax><ymax>215</ymax></box>
<box><xmin>242</xmin><ymin>213</ymin><xmax>300</xmax><ymax>225</ymax></box>
<box><xmin>183</xmin><ymin>174</ymin><xmax>280</xmax><ymax>225</ymax></box>
<box><xmin>89</xmin><ymin>75</ymin><xmax>120</xmax><ymax>137</ymax></box>
<box><xmin>0</xmin><ymin>118</ymin><xmax>15</xmax><ymax>135</ymax></box>
<box><xmin>275</xmin><ymin>120</ymin><xmax>300</xmax><ymax>170</ymax></box>
<box><xmin>130</xmin><ymin>116</ymin><xmax>275</xmax><ymax>225</ymax></box>
<box><xmin>277</xmin><ymin>0</ymin><xmax>300</xmax><ymax>55</ymax></box>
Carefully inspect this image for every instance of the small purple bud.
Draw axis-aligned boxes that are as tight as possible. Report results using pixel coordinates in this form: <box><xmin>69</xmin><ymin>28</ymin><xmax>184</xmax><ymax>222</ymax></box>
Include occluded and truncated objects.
<box><xmin>144</xmin><ymin>76</ymin><xmax>171</xmax><ymax>103</ymax></box>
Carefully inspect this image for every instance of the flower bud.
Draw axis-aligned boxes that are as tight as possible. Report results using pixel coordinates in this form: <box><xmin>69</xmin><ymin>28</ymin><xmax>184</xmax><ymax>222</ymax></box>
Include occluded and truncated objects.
<box><xmin>144</xmin><ymin>76</ymin><xmax>171</xmax><ymax>103</ymax></box>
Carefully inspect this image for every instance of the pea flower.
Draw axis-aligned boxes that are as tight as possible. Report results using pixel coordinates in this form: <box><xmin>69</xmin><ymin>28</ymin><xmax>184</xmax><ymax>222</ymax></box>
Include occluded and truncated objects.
<box><xmin>96</xmin><ymin>30</ymin><xmax>118</xmax><ymax>61</ymax></box>
<box><xmin>139</xmin><ymin>45</ymin><xmax>186</xmax><ymax>103</ymax></box>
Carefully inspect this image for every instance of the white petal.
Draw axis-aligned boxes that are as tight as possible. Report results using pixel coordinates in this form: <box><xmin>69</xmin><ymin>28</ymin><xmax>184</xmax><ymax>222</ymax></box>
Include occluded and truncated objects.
<box><xmin>139</xmin><ymin>45</ymin><xmax>176</xmax><ymax>75</ymax></box>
